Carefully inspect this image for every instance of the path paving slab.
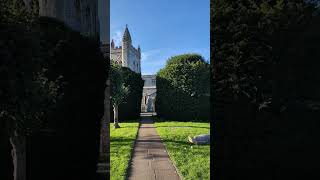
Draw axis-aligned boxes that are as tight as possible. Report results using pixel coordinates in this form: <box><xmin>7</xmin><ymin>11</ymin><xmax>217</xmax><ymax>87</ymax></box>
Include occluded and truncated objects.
<box><xmin>128</xmin><ymin>118</ymin><xmax>180</xmax><ymax>180</ymax></box>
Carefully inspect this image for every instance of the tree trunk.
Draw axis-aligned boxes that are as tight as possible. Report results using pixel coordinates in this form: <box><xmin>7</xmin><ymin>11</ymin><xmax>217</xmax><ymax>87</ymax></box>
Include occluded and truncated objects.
<box><xmin>10</xmin><ymin>130</ymin><xmax>26</xmax><ymax>180</ymax></box>
<box><xmin>113</xmin><ymin>104</ymin><xmax>120</xmax><ymax>128</ymax></box>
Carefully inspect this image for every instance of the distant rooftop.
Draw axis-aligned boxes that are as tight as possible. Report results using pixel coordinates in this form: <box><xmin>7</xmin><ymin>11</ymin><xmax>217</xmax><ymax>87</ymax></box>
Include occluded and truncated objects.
<box><xmin>142</xmin><ymin>75</ymin><xmax>156</xmax><ymax>77</ymax></box>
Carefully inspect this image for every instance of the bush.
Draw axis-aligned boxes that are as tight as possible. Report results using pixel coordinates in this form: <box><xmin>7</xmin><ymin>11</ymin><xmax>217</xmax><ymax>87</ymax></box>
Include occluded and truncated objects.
<box><xmin>1</xmin><ymin>15</ymin><xmax>108</xmax><ymax>180</ymax></box>
<box><xmin>34</xmin><ymin>17</ymin><xmax>107</xmax><ymax>180</ymax></box>
<box><xmin>110</xmin><ymin>67</ymin><xmax>144</xmax><ymax>122</ymax></box>
<box><xmin>156</xmin><ymin>54</ymin><xmax>210</xmax><ymax>121</ymax></box>
<box><xmin>212</xmin><ymin>0</ymin><xmax>320</xmax><ymax>178</ymax></box>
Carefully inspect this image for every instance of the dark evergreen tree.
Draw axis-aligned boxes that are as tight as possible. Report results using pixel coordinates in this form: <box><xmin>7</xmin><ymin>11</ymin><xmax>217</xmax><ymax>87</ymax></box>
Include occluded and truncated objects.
<box><xmin>0</xmin><ymin>1</ymin><xmax>108</xmax><ymax>178</ymax></box>
<box><xmin>156</xmin><ymin>54</ymin><xmax>210</xmax><ymax>121</ymax></box>
<box><xmin>212</xmin><ymin>0</ymin><xmax>320</xmax><ymax>179</ymax></box>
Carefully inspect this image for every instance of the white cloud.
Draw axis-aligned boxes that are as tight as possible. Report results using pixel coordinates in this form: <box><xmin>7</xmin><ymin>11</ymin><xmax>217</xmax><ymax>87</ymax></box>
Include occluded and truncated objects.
<box><xmin>141</xmin><ymin>49</ymin><xmax>164</xmax><ymax>62</ymax></box>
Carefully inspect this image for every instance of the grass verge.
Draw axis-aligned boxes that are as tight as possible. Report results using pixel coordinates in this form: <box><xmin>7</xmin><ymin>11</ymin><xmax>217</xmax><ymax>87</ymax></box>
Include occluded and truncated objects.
<box><xmin>110</xmin><ymin>122</ymin><xmax>139</xmax><ymax>180</ymax></box>
<box><xmin>155</xmin><ymin>121</ymin><xmax>210</xmax><ymax>180</ymax></box>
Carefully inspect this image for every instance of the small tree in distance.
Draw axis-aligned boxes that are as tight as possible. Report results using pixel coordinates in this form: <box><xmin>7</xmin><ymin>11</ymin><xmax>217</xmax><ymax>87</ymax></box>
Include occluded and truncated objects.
<box><xmin>110</xmin><ymin>63</ymin><xmax>130</xmax><ymax>128</ymax></box>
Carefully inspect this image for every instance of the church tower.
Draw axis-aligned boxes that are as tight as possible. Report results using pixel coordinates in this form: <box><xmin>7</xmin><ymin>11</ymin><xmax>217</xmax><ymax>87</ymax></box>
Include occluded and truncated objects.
<box><xmin>122</xmin><ymin>24</ymin><xmax>132</xmax><ymax>67</ymax></box>
<box><xmin>109</xmin><ymin>25</ymin><xmax>141</xmax><ymax>73</ymax></box>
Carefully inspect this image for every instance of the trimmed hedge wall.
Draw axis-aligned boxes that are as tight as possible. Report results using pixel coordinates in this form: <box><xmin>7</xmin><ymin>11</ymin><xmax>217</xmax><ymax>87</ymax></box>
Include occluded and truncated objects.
<box><xmin>1</xmin><ymin>16</ymin><xmax>108</xmax><ymax>180</ymax></box>
<box><xmin>212</xmin><ymin>1</ymin><xmax>320</xmax><ymax>178</ymax></box>
<box><xmin>156</xmin><ymin>54</ymin><xmax>210</xmax><ymax>121</ymax></box>
<box><xmin>110</xmin><ymin>67</ymin><xmax>144</xmax><ymax>122</ymax></box>
<box><xmin>34</xmin><ymin>17</ymin><xmax>107</xmax><ymax>180</ymax></box>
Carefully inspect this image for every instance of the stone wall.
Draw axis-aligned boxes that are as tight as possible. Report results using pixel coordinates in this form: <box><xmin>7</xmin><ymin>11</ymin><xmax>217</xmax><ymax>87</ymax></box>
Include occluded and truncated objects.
<box><xmin>141</xmin><ymin>75</ymin><xmax>157</xmax><ymax>112</ymax></box>
<box><xmin>110</xmin><ymin>45</ymin><xmax>140</xmax><ymax>73</ymax></box>
<box><xmin>100</xmin><ymin>43</ymin><xmax>110</xmax><ymax>59</ymax></box>
<box><xmin>38</xmin><ymin>0</ymin><xmax>99</xmax><ymax>37</ymax></box>
<box><xmin>110</xmin><ymin>46</ymin><xmax>122</xmax><ymax>65</ymax></box>
<box><xmin>128</xmin><ymin>45</ymin><xmax>141</xmax><ymax>73</ymax></box>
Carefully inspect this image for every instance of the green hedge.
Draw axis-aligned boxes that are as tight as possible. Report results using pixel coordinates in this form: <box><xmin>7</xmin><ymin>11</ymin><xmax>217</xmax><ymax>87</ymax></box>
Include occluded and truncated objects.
<box><xmin>1</xmin><ymin>16</ymin><xmax>108</xmax><ymax>180</ymax></box>
<box><xmin>156</xmin><ymin>54</ymin><xmax>210</xmax><ymax>121</ymax></box>
<box><xmin>36</xmin><ymin>17</ymin><xmax>107</xmax><ymax>180</ymax></box>
<box><xmin>110</xmin><ymin>67</ymin><xmax>144</xmax><ymax>122</ymax></box>
<box><xmin>212</xmin><ymin>1</ymin><xmax>320</xmax><ymax>178</ymax></box>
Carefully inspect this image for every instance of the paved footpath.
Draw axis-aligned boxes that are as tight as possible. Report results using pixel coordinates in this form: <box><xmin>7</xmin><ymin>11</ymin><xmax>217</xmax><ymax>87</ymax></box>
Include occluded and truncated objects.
<box><xmin>128</xmin><ymin>118</ymin><xmax>181</xmax><ymax>180</ymax></box>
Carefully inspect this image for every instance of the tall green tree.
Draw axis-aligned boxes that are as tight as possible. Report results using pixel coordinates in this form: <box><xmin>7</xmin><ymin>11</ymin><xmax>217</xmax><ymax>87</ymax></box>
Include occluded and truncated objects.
<box><xmin>0</xmin><ymin>1</ymin><xmax>54</xmax><ymax>179</ymax></box>
<box><xmin>116</xmin><ymin>67</ymin><xmax>144</xmax><ymax>121</ymax></box>
<box><xmin>212</xmin><ymin>0</ymin><xmax>320</xmax><ymax>178</ymax></box>
<box><xmin>110</xmin><ymin>64</ymin><xmax>130</xmax><ymax>128</ymax></box>
<box><xmin>1</xmin><ymin>1</ymin><xmax>107</xmax><ymax>178</ymax></box>
<box><xmin>212</xmin><ymin>0</ymin><xmax>318</xmax><ymax>112</ymax></box>
<box><xmin>156</xmin><ymin>54</ymin><xmax>210</xmax><ymax>121</ymax></box>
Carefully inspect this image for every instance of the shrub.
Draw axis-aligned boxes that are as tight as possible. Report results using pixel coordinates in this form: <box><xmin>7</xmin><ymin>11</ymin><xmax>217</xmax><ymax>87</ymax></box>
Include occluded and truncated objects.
<box><xmin>119</xmin><ymin>67</ymin><xmax>144</xmax><ymax>121</ymax></box>
<box><xmin>34</xmin><ymin>17</ymin><xmax>108</xmax><ymax>180</ymax></box>
<box><xmin>110</xmin><ymin>67</ymin><xmax>144</xmax><ymax>122</ymax></box>
<box><xmin>156</xmin><ymin>54</ymin><xmax>210</xmax><ymax>121</ymax></box>
<box><xmin>0</xmin><ymin>15</ymin><xmax>108</xmax><ymax>179</ymax></box>
<box><xmin>212</xmin><ymin>0</ymin><xmax>320</xmax><ymax>178</ymax></box>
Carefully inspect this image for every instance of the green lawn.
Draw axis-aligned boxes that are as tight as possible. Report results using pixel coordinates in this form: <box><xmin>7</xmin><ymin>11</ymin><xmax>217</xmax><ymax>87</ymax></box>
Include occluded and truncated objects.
<box><xmin>155</xmin><ymin>121</ymin><xmax>210</xmax><ymax>180</ymax></box>
<box><xmin>110</xmin><ymin>122</ymin><xmax>139</xmax><ymax>180</ymax></box>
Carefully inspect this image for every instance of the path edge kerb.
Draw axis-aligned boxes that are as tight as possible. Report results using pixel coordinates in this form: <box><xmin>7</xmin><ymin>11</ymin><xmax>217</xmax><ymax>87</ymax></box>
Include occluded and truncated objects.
<box><xmin>124</xmin><ymin>119</ymin><xmax>141</xmax><ymax>180</ymax></box>
<box><xmin>154</xmin><ymin>121</ymin><xmax>184</xmax><ymax>180</ymax></box>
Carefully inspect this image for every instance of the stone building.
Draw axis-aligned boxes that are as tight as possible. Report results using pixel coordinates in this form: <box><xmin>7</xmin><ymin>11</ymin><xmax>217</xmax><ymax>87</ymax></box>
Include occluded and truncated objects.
<box><xmin>100</xmin><ymin>43</ymin><xmax>110</xmax><ymax>59</ymax></box>
<box><xmin>110</xmin><ymin>25</ymin><xmax>141</xmax><ymax>73</ymax></box>
<box><xmin>37</xmin><ymin>0</ymin><xmax>100</xmax><ymax>37</ymax></box>
<box><xmin>141</xmin><ymin>75</ymin><xmax>157</xmax><ymax>113</ymax></box>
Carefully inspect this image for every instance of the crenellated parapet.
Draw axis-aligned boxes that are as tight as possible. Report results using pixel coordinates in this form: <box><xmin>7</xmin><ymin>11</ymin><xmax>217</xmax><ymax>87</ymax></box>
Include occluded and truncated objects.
<box><xmin>112</xmin><ymin>46</ymin><xmax>122</xmax><ymax>50</ymax></box>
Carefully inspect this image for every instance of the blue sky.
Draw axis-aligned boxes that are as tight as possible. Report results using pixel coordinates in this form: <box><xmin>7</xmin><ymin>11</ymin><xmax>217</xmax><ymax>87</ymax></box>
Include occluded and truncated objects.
<box><xmin>110</xmin><ymin>0</ymin><xmax>210</xmax><ymax>75</ymax></box>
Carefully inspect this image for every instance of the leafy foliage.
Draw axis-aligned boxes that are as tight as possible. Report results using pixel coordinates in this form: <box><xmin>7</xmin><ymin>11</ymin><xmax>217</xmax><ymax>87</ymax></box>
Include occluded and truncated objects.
<box><xmin>0</xmin><ymin>0</ymin><xmax>108</xmax><ymax>177</ymax></box>
<box><xmin>118</xmin><ymin>67</ymin><xmax>144</xmax><ymax>121</ymax></box>
<box><xmin>212</xmin><ymin>0</ymin><xmax>320</xmax><ymax>178</ymax></box>
<box><xmin>0</xmin><ymin>0</ymin><xmax>39</xmax><ymax>26</ymax></box>
<box><xmin>212</xmin><ymin>0</ymin><xmax>318</xmax><ymax>109</ymax></box>
<box><xmin>33</xmin><ymin>17</ymin><xmax>107</xmax><ymax>179</ymax></box>
<box><xmin>0</xmin><ymin>1</ymin><xmax>60</xmax><ymax>136</ymax></box>
<box><xmin>110</xmin><ymin>65</ymin><xmax>144</xmax><ymax>122</ymax></box>
<box><xmin>110</xmin><ymin>64</ymin><xmax>130</xmax><ymax>107</ymax></box>
<box><xmin>156</xmin><ymin>54</ymin><xmax>210</xmax><ymax>121</ymax></box>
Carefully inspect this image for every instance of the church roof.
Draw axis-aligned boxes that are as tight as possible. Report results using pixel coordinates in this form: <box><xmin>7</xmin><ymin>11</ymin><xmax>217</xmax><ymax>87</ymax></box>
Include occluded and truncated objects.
<box><xmin>122</xmin><ymin>24</ymin><xmax>132</xmax><ymax>42</ymax></box>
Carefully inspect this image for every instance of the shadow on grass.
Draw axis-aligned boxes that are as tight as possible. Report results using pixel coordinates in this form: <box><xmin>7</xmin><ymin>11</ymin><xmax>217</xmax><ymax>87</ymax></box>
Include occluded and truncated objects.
<box><xmin>161</xmin><ymin>139</ymin><xmax>192</xmax><ymax>146</ymax></box>
<box><xmin>136</xmin><ymin>138</ymin><xmax>191</xmax><ymax>146</ymax></box>
<box><xmin>111</xmin><ymin>137</ymin><xmax>193</xmax><ymax>147</ymax></box>
<box><xmin>162</xmin><ymin>140</ymin><xmax>211</xmax><ymax>147</ymax></box>
<box><xmin>111</xmin><ymin>126</ymin><xmax>139</xmax><ymax>130</ymax></box>
<box><xmin>110</xmin><ymin>123</ymin><xmax>139</xmax><ymax>128</ymax></box>
<box><xmin>156</xmin><ymin>126</ymin><xmax>210</xmax><ymax>129</ymax></box>
<box><xmin>154</xmin><ymin>118</ymin><xmax>210</xmax><ymax>123</ymax></box>
<box><xmin>110</xmin><ymin>138</ymin><xmax>136</xmax><ymax>148</ymax></box>
<box><xmin>111</xmin><ymin>137</ymin><xmax>136</xmax><ymax>142</ymax></box>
